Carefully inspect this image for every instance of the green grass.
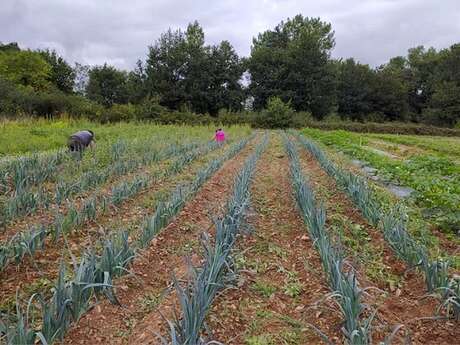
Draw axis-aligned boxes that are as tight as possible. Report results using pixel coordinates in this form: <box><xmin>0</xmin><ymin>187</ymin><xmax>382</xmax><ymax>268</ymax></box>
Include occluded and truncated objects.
<box><xmin>0</xmin><ymin>117</ymin><xmax>251</xmax><ymax>156</ymax></box>
<box><xmin>302</xmin><ymin>128</ymin><xmax>460</xmax><ymax>234</ymax></box>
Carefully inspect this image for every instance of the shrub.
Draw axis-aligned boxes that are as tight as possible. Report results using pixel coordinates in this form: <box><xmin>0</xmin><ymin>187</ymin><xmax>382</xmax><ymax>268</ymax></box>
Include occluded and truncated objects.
<box><xmin>253</xmin><ymin>96</ymin><xmax>294</xmax><ymax>129</ymax></box>
<box><xmin>100</xmin><ymin>103</ymin><xmax>137</xmax><ymax>123</ymax></box>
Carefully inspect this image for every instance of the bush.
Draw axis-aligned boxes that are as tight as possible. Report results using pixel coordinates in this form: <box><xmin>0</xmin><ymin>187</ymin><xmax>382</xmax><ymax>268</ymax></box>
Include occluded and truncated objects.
<box><xmin>100</xmin><ymin>103</ymin><xmax>137</xmax><ymax>123</ymax></box>
<box><xmin>252</xmin><ymin>97</ymin><xmax>294</xmax><ymax>129</ymax></box>
<box><xmin>135</xmin><ymin>98</ymin><xmax>168</xmax><ymax>120</ymax></box>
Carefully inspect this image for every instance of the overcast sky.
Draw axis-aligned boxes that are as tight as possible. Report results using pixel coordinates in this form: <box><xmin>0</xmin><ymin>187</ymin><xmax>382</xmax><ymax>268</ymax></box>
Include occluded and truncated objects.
<box><xmin>1</xmin><ymin>0</ymin><xmax>459</xmax><ymax>70</ymax></box>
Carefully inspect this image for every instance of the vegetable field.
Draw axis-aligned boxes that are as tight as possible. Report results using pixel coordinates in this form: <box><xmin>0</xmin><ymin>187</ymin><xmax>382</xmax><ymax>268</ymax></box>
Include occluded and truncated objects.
<box><xmin>0</xmin><ymin>125</ymin><xmax>459</xmax><ymax>345</ymax></box>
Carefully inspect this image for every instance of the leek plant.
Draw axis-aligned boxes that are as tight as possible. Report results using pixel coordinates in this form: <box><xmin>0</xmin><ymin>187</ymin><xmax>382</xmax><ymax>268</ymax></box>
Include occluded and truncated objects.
<box><xmin>168</xmin><ymin>134</ymin><xmax>267</xmax><ymax>344</ymax></box>
<box><xmin>139</xmin><ymin>135</ymin><xmax>254</xmax><ymax>247</ymax></box>
<box><xmin>294</xmin><ymin>132</ymin><xmax>457</xmax><ymax>321</ymax></box>
<box><xmin>0</xmin><ymin>134</ymin><xmax>254</xmax><ymax>344</ymax></box>
<box><xmin>0</xmin><ymin>138</ymin><xmax>223</xmax><ymax>274</ymax></box>
<box><xmin>284</xmin><ymin>134</ymin><xmax>374</xmax><ymax>345</ymax></box>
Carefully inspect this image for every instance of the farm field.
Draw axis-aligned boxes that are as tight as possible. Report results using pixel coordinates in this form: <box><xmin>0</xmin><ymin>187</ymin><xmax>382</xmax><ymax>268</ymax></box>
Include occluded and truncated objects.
<box><xmin>0</xmin><ymin>125</ymin><xmax>459</xmax><ymax>345</ymax></box>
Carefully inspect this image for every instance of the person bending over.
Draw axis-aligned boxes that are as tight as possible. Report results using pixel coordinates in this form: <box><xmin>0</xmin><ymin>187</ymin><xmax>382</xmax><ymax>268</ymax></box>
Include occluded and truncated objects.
<box><xmin>68</xmin><ymin>130</ymin><xmax>96</xmax><ymax>153</ymax></box>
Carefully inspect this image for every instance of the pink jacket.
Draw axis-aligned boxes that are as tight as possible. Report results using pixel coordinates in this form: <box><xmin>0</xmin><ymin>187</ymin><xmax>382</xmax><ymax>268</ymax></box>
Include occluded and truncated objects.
<box><xmin>215</xmin><ymin>130</ymin><xmax>226</xmax><ymax>142</ymax></box>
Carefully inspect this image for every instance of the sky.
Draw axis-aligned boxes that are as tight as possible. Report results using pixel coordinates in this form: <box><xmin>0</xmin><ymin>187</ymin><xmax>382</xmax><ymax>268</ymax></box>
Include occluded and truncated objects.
<box><xmin>1</xmin><ymin>0</ymin><xmax>459</xmax><ymax>70</ymax></box>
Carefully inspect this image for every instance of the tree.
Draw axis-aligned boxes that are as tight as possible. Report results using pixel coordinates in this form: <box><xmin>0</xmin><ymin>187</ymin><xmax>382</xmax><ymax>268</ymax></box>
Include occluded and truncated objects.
<box><xmin>86</xmin><ymin>64</ymin><xmax>128</xmax><ymax>107</ymax></box>
<box><xmin>38</xmin><ymin>49</ymin><xmax>75</xmax><ymax>93</ymax></box>
<box><xmin>126</xmin><ymin>60</ymin><xmax>148</xmax><ymax>104</ymax></box>
<box><xmin>0</xmin><ymin>50</ymin><xmax>51</xmax><ymax>90</ymax></box>
<box><xmin>207</xmin><ymin>41</ymin><xmax>245</xmax><ymax>114</ymax></box>
<box><xmin>73</xmin><ymin>63</ymin><xmax>90</xmax><ymax>95</ymax></box>
<box><xmin>253</xmin><ymin>96</ymin><xmax>294</xmax><ymax>128</ymax></box>
<box><xmin>146</xmin><ymin>21</ymin><xmax>245</xmax><ymax>115</ymax></box>
<box><xmin>248</xmin><ymin>15</ymin><xmax>336</xmax><ymax>118</ymax></box>
<box><xmin>0</xmin><ymin>42</ymin><xmax>20</xmax><ymax>52</ymax></box>
<box><xmin>146</xmin><ymin>27</ymin><xmax>188</xmax><ymax>110</ymax></box>
<box><xmin>424</xmin><ymin>44</ymin><xmax>460</xmax><ymax>126</ymax></box>
<box><xmin>336</xmin><ymin>59</ymin><xmax>375</xmax><ymax>120</ymax></box>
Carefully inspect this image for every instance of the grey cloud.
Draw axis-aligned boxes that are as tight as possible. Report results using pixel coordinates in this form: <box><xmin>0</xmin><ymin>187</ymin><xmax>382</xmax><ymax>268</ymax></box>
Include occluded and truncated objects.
<box><xmin>0</xmin><ymin>0</ymin><xmax>459</xmax><ymax>70</ymax></box>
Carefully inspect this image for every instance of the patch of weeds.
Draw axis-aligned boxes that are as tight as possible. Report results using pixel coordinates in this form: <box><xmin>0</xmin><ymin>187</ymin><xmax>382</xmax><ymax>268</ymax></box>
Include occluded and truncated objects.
<box><xmin>138</xmin><ymin>291</ymin><xmax>160</xmax><ymax>313</ymax></box>
<box><xmin>177</xmin><ymin>238</ymin><xmax>199</xmax><ymax>255</ymax></box>
<box><xmin>245</xmin><ymin>334</ymin><xmax>275</xmax><ymax>345</ymax></box>
<box><xmin>252</xmin><ymin>280</ymin><xmax>277</xmax><ymax>298</ymax></box>
<box><xmin>268</xmin><ymin>243</ymin><xmax>287</xmax><ymax>259</ymax></box>
<box><xmin>279</xmin><ymin>330</ymin><xmax>302</xmax><ymax>344</ymax></box>
<box><xmin>284</xmin><ymin>281</ymin><xmax>302</xmax><ymax>298</ymax></box>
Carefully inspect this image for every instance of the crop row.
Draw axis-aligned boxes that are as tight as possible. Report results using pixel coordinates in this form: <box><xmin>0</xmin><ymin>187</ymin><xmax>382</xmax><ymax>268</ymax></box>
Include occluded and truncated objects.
<box><xmin>0</xmin><ymin>139</ymin><xmax>224</xmax><ymax>274</ymax></box>
<box><xmin>301</xmin><ymin>128</ymin><xmax>460</xmax><ymax>233</ymax></box>
<box><xmin>0</xmin><ymin>138</ymin><xmax>203</xmax><ymax>226</ymax></box>
<box><xmin>295</xmin><ymin>132</ymin><xmax>459</xmax><ymax>321</ymax></box>
<box><xmin>0</xmin><ymin>135</ymin><xmax>253</xmax><ymax>344</ymax></box>
<box><xmin>165</xmin><ymin>134</ymin><xmax>268</xmax><ymax>344</ymax></box>
<box><xmin>284</xmin><ymin>134</ymin><xmax>374</xmax><ymax>344</ymax></box>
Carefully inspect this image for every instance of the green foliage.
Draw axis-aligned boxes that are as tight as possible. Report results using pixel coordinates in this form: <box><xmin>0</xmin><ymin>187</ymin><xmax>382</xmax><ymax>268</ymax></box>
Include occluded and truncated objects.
<box><xmin>303</xmin><ymin>128</ymin><xmax>460</xmax><ymax>232</ymax></box>
<box><xmin>0</xmin><ymin>50</ymin><xmax>51</xmax><ymax>90</ymax></box>
<box><xmin>249</xmin><ymin>15</ymin><xmax>336</xmax><ymax>118</ymax></box>
<box><xmin>38</xmin><ymin>49</ymin><xmax>75</xmax><ymax>93</ymax></box>
<box><xmin>86</xmin><ymin>64</ymin><xmax>128</xmax><ymax>107</ymax></box>
<box><xmin>146</xmin><ymin>21</ymin><xmax>244</xmax><ymax>115</ymax></box>
<box><xmin>253</xmin><ymin>97</ymin><xmax>294</xmax><ymax>129</ymax></box>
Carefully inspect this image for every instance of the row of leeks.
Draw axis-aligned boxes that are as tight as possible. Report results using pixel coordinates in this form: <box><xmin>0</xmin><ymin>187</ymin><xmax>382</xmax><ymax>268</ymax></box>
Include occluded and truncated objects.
<box><xmin>284</xmin><ymin>135</ymin><xmax>377</xmax><ymax>345</ymax></box>
<box><xmin>0</xmin><ymin>139</ymin><xmax>223</xmax><ymax>274</ymax></box>
<box><xmin>1</xmin><ymin>138</ymin><xmax>203</xmax><ymax>225</ymax></box>
<box><xmin>138</xmin><ymin>134</ymin><xmax>255</xmax><ymax>246</ymax></box>
<box><xmin>294</xmin><ymin>132</ymin><xmax>459</xmax><ymax>321</ymax></box>
<box><xmin>0</xmin><ymin>134</ymin><xmax>254</xmax><ymax>345</ymax></box>
<box><xmin>164</xmin><ymin>134</ymin><xmax>268</xmax><ymax>345</ymax></box>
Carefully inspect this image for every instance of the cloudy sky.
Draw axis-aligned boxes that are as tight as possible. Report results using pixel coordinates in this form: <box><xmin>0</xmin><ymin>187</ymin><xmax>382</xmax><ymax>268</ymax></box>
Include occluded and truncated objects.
<box><xmin>1</xmin><ymin>0</ymin><xmax>459</xmax><ymax>70</ymax></box>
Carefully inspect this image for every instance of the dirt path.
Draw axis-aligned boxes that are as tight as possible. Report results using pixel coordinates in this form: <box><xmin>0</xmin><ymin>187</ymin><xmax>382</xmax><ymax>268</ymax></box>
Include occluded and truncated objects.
<box><xmin>296</xmin><ymin>139</ymin><xmax>459</xmax><ymax>344</ymax></box>
<box><xmin>62</xmin><ymin>137</ymin><xmax>259</xmax><ymax>345</ymax></box>
<box><xmin>0</xmin><ymin>142</ymin><xmax>233</xmax><ymax>310</ymax></box>
<box><xmin>206</xmin><ymin>134</ymin><xmax>342</xmax><ymax>344</ymax></box>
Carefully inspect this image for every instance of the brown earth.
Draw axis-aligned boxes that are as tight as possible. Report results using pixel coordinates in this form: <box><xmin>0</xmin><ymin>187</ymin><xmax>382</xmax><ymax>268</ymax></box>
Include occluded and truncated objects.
<box><xmin>62</xmin><ymin>137</ymin><xmax>259</xmax><ymax>345</ymax></box>
<box><xmin>0</xmin><ymin>142</ymin><xmax>233</xmax><ymax>308</ymax></box>
<box><xmin>296</xmin><ymin>136</ymin><xmax>459</xmax><ymax>344</ymax></box>
<box><xmin>206</xmin><ymin>134</ymin><xmax>343</xmax><ymax>344</ymax></box>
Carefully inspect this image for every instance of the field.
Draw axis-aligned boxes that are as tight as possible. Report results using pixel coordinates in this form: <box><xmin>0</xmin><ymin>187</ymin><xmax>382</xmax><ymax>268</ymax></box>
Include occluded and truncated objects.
<box><xmin>0</xmin><ymin>121</ymin><xmax>459</xmax><ymax>345</ymax></box>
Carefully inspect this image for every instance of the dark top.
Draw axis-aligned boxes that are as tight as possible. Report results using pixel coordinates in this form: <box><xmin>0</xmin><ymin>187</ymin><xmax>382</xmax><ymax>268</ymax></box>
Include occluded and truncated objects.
<box><xmin>70</xmin><ymin>130</ymin><xmax>93</xmax><ymax>147</ymax></box>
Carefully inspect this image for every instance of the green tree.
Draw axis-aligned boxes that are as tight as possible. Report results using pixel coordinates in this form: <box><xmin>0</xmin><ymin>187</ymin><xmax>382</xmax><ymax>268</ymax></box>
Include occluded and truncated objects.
<box><xmin>146</xmin><ymin>27</ymin><xmax>188</xmax><ymax>110</ymax></box>
<box><xmin>0</xmin><ymin>50</ymin><xmax>51</xmax><ymax>90</ymax></box>
<box><xmin>207</xmin><ymin>40</ymin><xmax>245</xmax><ymax>114</ymax></box>
<box><xmin>248</xmin><ymin>15</ymin><xmax>336</xmax><ymax>118</ymax></box>
<box><xmin>86</xmin><ymin>64</ymin><xmax>128</xmax><ymax>107</ymax></box>
<box><xmin>424</xmin><ymin>44</ymin><xmax>460</xmax><ymax>126</ymax></box>
<box><xmin>0</xmin><ymin>42</ymin><xmax>20</xmax><ymax>52</ymax></box>
<box><xmin>38</xmin><ymin>49</ymin><xmax>75</xmax><ymax>93</ymax></box>
<box><xmin>146</xmin><ymin>21</ymin><xmax>244</xmax><ymax>115</ymax></box>
<box><xmin>254</xmin><ymin>96</ymin><xmax>294</xmax><ymax>128</ymax></box>
<box><xmin>126</xmin><ymin>60</ymin><xmax>148</xmax><ymax>104</ymax></box>
<box><xmin>336</xmin><ymin>58</ymin><xmax>375</xmax><ymax>120</ymax></box>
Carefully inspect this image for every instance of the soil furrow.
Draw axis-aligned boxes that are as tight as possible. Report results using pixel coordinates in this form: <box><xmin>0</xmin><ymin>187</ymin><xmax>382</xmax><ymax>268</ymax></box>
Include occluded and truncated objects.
<box><xmin>206</xmin><ymin>134</ymin><xmax>342</xmax><ymax>345</ymax></box>
<box><xmin>62</xmin><ymin>136</ymin><xmax>259</xmax><ymax>345</ymax></box>
<box><xmin>297</xmin><ymin>140</ymin><xmax>459</xmax><ymax>344</ymax></box>
<box><xmin>0</xmin><ymin>142</ymin><xmax>234</xmax><ymax>308</ymax></box>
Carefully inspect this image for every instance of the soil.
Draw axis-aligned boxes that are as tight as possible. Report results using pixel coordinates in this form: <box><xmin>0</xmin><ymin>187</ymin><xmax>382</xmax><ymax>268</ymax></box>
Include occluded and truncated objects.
<box><xmin>0</xmin><ymin>142</ymin><xmax>231</xmax><ymax>307</ymax></box>
<box><xmin>62</xmin><ymin>138</ymin><xmax>258</xmax><ymax>345</ymax></box>
<box><xmin>206</xmin><ymin>134</ymin><xmax>343</xmax><ymax>344</ymax></box>
<box><xmin>296</xmin><ymin>136</ymin><xmax>459</xmax><ymax>344</ymax></box>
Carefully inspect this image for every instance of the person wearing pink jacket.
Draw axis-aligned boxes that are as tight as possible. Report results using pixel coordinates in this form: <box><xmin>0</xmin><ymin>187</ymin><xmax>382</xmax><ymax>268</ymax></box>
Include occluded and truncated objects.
<box><xmin>215</xmin><ymin>128</ymin><xmax>226</xmax><ymax>143</ymax></box>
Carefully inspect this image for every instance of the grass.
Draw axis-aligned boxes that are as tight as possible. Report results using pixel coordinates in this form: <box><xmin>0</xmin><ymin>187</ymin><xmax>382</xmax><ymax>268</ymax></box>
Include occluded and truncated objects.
<box><xmin>0</xmin><ymin>118</ymin><xmax>251</xmax><ymax>156</ymax></box>
<box><xmin>302</xmin><ymin>127</ymin><xmax>460</xmax><ymax>234</ymax></box>
<box><xmin>251</xmin><ymin>280</ymin><xmax>277</xmax><ymax>298</ymax></box>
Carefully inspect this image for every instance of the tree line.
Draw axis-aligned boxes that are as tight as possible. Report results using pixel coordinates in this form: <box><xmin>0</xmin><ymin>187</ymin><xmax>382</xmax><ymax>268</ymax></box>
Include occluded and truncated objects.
<box><xmin>1</xmin><ymin>15</ymin><xmax>459</xmax><ymax>127</ymax></box>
